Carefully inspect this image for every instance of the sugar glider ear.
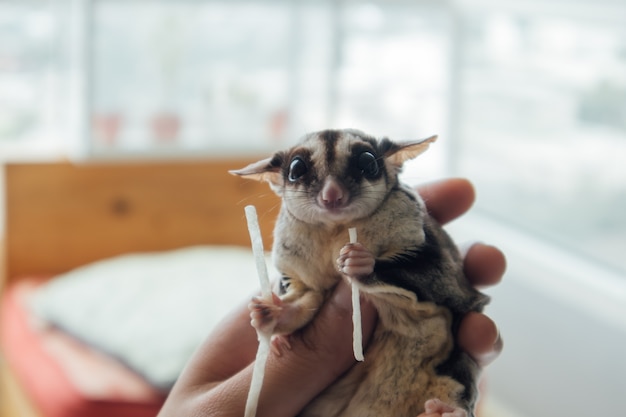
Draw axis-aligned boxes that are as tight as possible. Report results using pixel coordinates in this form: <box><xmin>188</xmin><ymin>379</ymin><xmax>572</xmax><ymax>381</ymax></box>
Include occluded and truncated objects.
<box><xmin>383</xmin><ymin>135</ymin><xmax>438</xmax><ymax>167</ymax></box>
<box><xmin>229</xmin><ymin>153</ymin><xmax>284</xmax><ymax>186</ymax></box>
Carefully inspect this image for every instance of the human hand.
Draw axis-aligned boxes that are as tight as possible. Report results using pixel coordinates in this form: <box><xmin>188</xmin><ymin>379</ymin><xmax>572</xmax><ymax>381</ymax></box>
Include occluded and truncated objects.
<box><xmin>157</xmin><ymin>178</ymin><xmax>505</xmax><ymax>417</ymax></box>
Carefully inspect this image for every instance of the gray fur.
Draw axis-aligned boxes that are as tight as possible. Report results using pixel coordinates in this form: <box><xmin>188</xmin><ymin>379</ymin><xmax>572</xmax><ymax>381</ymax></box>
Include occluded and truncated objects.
<box><xmin>231</xmin><ymin>129</ymin><xmax>489</xmax><ymax>417</ymax></box>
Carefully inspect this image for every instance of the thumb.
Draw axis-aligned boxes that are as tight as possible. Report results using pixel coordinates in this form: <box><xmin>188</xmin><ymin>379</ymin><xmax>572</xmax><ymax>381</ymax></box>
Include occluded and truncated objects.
<box><xmin>256</xmin><ymin>280</ymin><xmax>377</xmax><ymax>417</ymax></box>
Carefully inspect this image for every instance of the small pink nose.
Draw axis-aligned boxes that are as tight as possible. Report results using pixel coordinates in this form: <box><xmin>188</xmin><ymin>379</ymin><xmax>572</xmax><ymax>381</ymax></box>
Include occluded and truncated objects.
<box><xmin>319</xmin><ymin>180</ymin><xmax>346</xmax><ymax>209</ymax></box>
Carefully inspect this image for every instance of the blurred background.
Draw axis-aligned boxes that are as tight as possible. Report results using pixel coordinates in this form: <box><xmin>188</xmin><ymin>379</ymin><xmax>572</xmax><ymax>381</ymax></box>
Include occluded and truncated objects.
<box><xmin>1</xmin><ymin>0</ymin><xmax>625</xmax><ymax>416</ymax></box>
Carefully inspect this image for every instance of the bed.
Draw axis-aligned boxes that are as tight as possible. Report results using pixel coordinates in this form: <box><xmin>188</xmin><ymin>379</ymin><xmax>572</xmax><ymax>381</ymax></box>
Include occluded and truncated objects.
<box><xmin>0</xmin><ymin>158</ymin><xmax>279</xmax><ymax>417</ymax></box>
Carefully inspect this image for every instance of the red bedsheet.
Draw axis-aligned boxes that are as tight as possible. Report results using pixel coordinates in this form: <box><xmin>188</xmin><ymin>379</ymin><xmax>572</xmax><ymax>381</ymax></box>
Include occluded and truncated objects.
<box><xmin>0</xmin><ymin>279</ymin><xmax>166</xmax><ymax>417</ymax></box>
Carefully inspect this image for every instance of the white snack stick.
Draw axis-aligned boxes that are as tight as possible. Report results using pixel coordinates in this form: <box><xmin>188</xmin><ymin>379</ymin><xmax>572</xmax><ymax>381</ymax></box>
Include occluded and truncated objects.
<box><xmin>348</xmin><ymin>227</ymin><xmax>358</xmax><ymax>246</ymax></box>
<box><xmin>244</xmin><ymin>205</ymin><xmax>273</xmax><ymax>417</ymax></box>
<box><xmin>245</xmin><ymin>205</ymin><xmax>271</xmax><ymax>298</ymax></box>
<box><xmin>348</xmin><ymin>227</ymin><xmax>364</xmax><ymax>362</ymax></box>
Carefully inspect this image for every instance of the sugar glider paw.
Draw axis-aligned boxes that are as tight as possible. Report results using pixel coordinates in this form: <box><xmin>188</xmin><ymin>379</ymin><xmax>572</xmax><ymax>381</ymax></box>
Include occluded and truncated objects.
<box><xmin>419</xmin><ymin>399</ymin><xmax>468</xmax><ymax>417</ymax></box>
<box><xmin>337</xmin><ymin>242</ymin><xmax>375</xmax><ymax>278</ymax></box>
<box><xmin>249</xmin><ymin>294</ymin><xmax>282</xmax><ymax>334</ymax></box>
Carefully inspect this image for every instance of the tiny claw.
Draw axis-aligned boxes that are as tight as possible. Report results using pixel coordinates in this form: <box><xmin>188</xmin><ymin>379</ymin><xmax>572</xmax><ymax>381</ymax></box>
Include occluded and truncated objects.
<box><xmin>249</xmin><ymin>294</ymin><xmax>282</xmax><ymax>333</ymax></box>
<box><xmin>422</xmin><ymin>399</ymin><xmax>467</xmax><ymax>417</ymax></box>
<box><xmin>270</xmin><ymin>335</ymin><xmax>292</xmax><ymax>356</ymax></box>
<box><xmin>336</xmin><ymin>242</ymin><xmax>375</xmax><ymax>278</ymax></box>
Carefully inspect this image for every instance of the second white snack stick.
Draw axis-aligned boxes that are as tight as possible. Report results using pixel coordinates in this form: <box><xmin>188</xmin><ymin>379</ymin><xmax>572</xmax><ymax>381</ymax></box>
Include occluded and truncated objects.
<box><xmin>244</xmin><ymin>205</ymin><xmax>273</xmax><ymax>417</ymax></box>
<box><xmin>348</xmin><ymin>227</ymin><xmax>364</xmax><ymax>362</ymax></box>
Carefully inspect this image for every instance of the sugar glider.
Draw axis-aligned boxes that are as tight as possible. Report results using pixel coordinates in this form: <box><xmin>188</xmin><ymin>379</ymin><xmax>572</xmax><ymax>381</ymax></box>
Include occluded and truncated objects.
<box><xmin>231</xmin><ymin>129</ymin><xmax>489</xmax><ymax>417</ymax></box>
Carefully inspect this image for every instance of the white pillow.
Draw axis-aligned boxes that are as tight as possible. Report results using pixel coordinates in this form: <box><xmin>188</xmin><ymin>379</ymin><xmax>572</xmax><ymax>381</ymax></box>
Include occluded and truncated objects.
<box><xmin>29</xmin><ymin>246</ymin><xmax>272</xmax><ymax>390</ymax></box>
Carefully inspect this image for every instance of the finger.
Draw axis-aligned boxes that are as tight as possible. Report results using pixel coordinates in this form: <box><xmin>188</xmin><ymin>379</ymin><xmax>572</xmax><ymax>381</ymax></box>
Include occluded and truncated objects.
<box><xmin>457</xmin><ymin>312</ymin><xmax>502</xmax><ymax>367</ymax></box>
<box><xmin>417</xmin><ymin>178</ymin><xmax>475</xmax><ymax>225</ymax></box>
<box><xmin>257</xmin><ymin>280</ymin><xmax>378</xmax><ymax>417</ymax></box>
<box><xmin>462</xmin><ymin>243</ymin><xmax>506</xmax><ymax>288</ymax></box>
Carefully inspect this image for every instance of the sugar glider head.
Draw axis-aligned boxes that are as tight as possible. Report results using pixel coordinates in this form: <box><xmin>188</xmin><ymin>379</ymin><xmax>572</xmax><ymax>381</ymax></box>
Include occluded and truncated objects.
<box><xmin>230</xmin><ymin>129</ymin><xmax>436</xmax><ymax>225</ymax></box>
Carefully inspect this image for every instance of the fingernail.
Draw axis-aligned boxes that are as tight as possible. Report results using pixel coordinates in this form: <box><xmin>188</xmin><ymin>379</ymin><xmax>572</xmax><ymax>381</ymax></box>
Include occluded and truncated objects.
<box><xmin>476</xmin><ymin>324</ymin><xmax>503</xmax><ymax>367</ymax></box>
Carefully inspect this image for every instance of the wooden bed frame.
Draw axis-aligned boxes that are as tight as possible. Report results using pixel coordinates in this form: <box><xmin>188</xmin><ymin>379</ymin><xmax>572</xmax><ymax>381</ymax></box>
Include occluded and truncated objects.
<box><xmin>1</xmin><ymin>158</ymin><xmax>279</xmax><ymax>284</ymax></box>
<box><xmin>0</xmin><ymin>157</ymin><xmax>280</xmax><ymax>417</ymax></box>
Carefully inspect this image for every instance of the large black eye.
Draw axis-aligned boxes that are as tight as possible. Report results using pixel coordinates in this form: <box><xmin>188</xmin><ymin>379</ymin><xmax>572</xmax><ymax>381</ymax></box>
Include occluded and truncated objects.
<box><xmin>288</xmin><ymin>157</ymin><xmax>307</xmax><ymax>182</ymax></box>
<box><xmin>358</xmin><ymin>151</ymin><xmax>379</xmax><ymax>178</ymax></box>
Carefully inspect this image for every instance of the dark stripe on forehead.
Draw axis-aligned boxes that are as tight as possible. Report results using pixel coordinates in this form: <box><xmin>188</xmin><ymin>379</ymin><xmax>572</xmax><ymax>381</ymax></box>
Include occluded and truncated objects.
<box><xmin>348</xmin><ymin>130</ymin><xmax>380</xmax><ymax>156</ymax></box>
<box><xmin>355</xmin><ymin>132</ymin><xmax>378</xmax><ymax>148</ymax></box>
<box><xmin>320</xmin><ymin>129</ymin><xmax>340</xmax><ymax>166</ymax></box>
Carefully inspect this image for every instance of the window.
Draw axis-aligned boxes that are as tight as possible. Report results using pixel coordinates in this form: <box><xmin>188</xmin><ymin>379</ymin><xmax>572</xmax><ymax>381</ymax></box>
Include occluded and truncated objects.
<box><xmin>334</xmin><ymin>2</ymin><xmax>450</xmax><ymax>140</ymax></box>
<box><xmin>454</xmin><ymin>2</ymin><xmax>626</xmax><ymax>274</ymax></box>
<box><xmin>89</xmin><ymin>0</ymin><xmax>451</xmax><ymax>157</ymax></box>
<box><xmin>91</xmin><ymin>1</ymin><xmax>295</xmax><ymax>153</ymax></box>
<box><xmin>0</xmin><ymin>1</ymin><xmax>72</xmax><ymax>157</ymax></box>
<box><xmin>1</xmin><ymin>0</ymin><xmax>451</xmax><ymax>159</ymax></box>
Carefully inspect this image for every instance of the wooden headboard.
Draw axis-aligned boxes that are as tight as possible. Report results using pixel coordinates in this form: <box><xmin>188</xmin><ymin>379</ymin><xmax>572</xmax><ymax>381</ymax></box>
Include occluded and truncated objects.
<box><xmin>2</xmin><ymin>158</ymin><xmax>280</xmax><ymax>285</ymax></box>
